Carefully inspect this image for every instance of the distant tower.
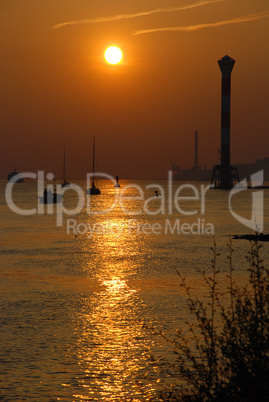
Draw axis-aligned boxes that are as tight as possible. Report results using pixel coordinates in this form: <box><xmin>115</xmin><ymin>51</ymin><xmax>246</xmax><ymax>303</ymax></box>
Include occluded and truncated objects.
<box><xmin>194</xmin><ymin>130</ymin><xmax>198</xmax><ymax>171</ymax></box>
<box><xmin>210</xmin><ymin>55</ymin><xmax>240</xmax><ymax>189</ymax></box>
<box><xmin>219</xmin><ymin>55</ymin><xmax>234</xmax><ymax>171</ymax></box>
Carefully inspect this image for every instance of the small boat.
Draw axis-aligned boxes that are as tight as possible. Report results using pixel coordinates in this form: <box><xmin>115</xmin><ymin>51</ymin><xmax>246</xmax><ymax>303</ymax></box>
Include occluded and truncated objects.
<box><xmin>114</xmin><ymin>175</ymin><xmax>121</xmax><ymax>188</ymax></box>
<box><xmin>39</xmin><ymin>191</ymin><xmax>63</xmax><ymax>204</ymax></box>
<box><xmin>61</xmin><ymin>146</ymin><xmax>70</xmax><ymax>188</ymax></box>
<box><xmin>87</xmin><ymin>136</ymin><xmax>101</xmax><ymax>195</ymax></box>
<box><xmin>7</xmin><ymin>168</ymin><xmax>24</xmax><ymax>183</ymax></box>
<box><xmin>88</xmin><ymin>183</ymin><xmax>101</xmax><ymax>195</ymax></box>
<box><xmin>39</xmin><ymin>181</ymin><xmax>63</xmax><ymax>204</ymax></box>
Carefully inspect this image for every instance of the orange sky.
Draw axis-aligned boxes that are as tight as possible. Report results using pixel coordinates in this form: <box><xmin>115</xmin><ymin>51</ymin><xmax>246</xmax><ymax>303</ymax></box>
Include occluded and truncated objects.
<box><xmin>1</xmin><ymin>0</ymin><xmax>269</xmax><ymax>179</ymax></box>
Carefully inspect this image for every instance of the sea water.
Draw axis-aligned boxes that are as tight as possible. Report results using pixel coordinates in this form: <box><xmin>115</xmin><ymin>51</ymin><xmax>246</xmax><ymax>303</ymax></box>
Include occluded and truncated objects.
<box><xmin>0</xmin><ymin>179</ymin><xmax>268</xmax><ymax>401</ymax></box>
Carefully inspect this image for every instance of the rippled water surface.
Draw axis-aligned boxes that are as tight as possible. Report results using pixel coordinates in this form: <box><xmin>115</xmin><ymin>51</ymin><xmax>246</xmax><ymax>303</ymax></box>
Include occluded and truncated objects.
<box><xmin>0</xmin><ymin>180</ymin><xmax>268</xmax><ymax>401</ymax></box>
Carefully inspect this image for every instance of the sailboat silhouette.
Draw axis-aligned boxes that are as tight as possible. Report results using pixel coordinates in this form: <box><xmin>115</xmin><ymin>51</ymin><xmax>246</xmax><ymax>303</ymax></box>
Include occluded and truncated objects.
<box><xmin>114</xmin><ymin>175</ymin><xmax>121</xmax><ymax>188</ymax></box>
<box><xmin>61</xmin><ymin>146</ymin><xmax>70</xmax><ymax>188</ymax></box>
<box><xmin>87</xmin><ymin>136</ymin><xmax>101</xmax><ymax>195</ymax></box>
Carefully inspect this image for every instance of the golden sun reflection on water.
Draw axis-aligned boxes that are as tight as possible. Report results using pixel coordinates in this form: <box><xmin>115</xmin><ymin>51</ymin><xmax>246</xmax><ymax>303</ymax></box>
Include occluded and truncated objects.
<box><xmin>102</xmin><ymin>277</ymin><xmax>136</xmax><ymax>295</ymax></box>
<box><xmin>75</xmin><ymin>208</ymin><xmax>159</xmax><ymax>400</ymax></box>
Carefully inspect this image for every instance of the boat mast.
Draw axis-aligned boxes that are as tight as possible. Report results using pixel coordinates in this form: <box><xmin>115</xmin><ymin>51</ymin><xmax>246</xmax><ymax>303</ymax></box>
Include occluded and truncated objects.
<box><xmin>92</xmin><ymin>136</ymin><xmax>95</xmax><ymax>187</ymax></box>
<box><xmin>62</xmin><ymin>146</ymin><xmax>66</xmax><ymax>184</ymax></box>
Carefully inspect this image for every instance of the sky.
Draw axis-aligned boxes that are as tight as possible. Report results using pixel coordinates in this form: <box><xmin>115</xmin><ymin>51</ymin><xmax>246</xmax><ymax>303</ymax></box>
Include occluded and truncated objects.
<box><xmin>1</xmin><ymin>0</ymin><xmax>269</xmax><ymax>179</ymax></box>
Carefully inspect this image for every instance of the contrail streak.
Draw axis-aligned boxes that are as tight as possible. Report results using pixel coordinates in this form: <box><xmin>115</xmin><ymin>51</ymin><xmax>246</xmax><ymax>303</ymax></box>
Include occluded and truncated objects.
<box><xmin>133</xmin><ymin>10</ymin><xmax>269</xmax><ymax>35</ymax></box>
<box><xmin>52</xmin><ymin>0</ymin><xmax>225</xmax><ymax>30</ymax></box>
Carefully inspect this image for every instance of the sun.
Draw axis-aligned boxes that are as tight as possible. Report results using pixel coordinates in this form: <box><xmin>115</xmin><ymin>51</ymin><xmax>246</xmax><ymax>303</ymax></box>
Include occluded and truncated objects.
<box><xmin>104</xmin><ymin>46</ymin><xmax>122</xmax><ymax>65</ymax></box>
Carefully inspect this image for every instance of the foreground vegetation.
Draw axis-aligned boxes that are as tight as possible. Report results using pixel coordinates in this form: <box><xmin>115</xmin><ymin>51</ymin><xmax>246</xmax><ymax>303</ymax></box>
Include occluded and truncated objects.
<box><xmin>159</xmin><ymin>240</ymin><xmax>269</xmax><ymax>401</ymax></box>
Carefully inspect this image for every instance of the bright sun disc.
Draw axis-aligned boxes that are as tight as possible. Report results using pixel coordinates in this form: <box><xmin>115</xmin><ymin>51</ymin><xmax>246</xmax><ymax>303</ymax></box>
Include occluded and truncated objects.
<box><xmin>104</xmin><ymin>46</ymin><xmax>122</xmax><ymax>64</ymax></box>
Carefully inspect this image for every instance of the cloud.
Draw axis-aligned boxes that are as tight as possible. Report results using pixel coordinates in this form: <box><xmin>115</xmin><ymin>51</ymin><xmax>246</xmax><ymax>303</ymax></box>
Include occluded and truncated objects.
<box><xmin>52</xmin><ymin>0</ymin><xmax>225</xmax><ymax>30</ymax></box>
<box><xmin>132</xmin><ymin>10</ymin><xmax>269</xmax><ymax>35</ymax></box>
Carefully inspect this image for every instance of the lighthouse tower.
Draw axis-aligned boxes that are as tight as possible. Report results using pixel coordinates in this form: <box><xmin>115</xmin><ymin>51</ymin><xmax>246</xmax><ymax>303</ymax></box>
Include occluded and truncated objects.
<box><xmin>211</xmin><ymin>55</ymin><xmax>240</xmax><ymax>189</ymax></box>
